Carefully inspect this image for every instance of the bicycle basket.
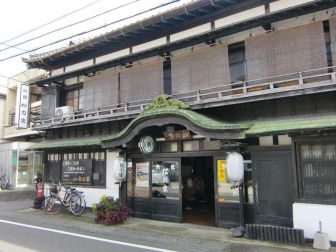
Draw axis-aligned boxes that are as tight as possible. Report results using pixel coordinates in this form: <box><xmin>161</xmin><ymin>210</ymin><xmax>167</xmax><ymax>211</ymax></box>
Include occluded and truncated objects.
<box><xmin>49</xmin><ymin>184</ymin><xmax>60</xmax><ymax>194</ymax></box>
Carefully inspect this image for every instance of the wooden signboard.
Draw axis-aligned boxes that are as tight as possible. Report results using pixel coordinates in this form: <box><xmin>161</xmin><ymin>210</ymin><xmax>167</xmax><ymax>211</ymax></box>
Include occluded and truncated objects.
<box><xmin>163</xmin><ymin>129</ymin><xmax>192</xmax><ymax>141</ymax></box>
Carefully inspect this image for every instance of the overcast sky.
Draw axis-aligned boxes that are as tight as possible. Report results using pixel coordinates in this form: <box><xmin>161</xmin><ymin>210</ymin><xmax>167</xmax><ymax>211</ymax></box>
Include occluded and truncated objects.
<box><xmin>0</xmin><ymin>0</ymin><xmax>191</xmax><ymax>93</ymax></box>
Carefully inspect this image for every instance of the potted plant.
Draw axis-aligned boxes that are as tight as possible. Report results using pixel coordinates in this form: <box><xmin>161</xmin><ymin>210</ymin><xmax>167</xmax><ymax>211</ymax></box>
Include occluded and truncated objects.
<box><xmin>92</xmin><ymin>195</ymin><xmax>131</xmax><ymax>225</ymax></box>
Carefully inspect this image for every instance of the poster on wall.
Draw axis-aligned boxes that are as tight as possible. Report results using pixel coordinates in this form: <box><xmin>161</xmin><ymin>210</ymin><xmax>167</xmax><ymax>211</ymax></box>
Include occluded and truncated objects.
<box><xmin>62</xmin><ymin>159</ymin><xmax>92</xmax><ymax>185</ymax></box>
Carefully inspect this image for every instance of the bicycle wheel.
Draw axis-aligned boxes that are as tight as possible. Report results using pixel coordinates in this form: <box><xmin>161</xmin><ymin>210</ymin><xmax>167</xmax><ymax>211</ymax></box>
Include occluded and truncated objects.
<box><xmin>42</xmin><ymin>196</ymin><xmax>62</xmax><ymax>215</ymax></box>
<box><xmin>69</xmin><ymin>194</ymin><xmax>86</xmax><ymax>216</ymax></box>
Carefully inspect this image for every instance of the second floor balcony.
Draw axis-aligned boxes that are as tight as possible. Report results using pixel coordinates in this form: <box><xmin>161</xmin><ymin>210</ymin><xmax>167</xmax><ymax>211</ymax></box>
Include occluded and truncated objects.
<box><xmin>32</xmin><ymin>66</ymin><xmax>336</xmax><ymax>130</ymax></box>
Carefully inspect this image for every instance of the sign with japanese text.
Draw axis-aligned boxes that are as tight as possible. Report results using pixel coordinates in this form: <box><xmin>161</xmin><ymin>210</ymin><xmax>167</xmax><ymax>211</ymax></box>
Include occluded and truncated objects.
<box><xmin>15</xmin><ymin>84</ymin><xmax>30</xmax><ymax>129</ymax></box>
<box><xmin>62</xmin><ymin>159</ymin><xmax>92</xmax><ymax>185</ymax></box>
<box><xmin>163</xmin><ymin>130</ymin><xmax>192</xmax><ymax>141</ymax></box>
<box><xmin>217</xmin><ymin>160</ymin><xmax>226</xmax><ymax>182</ymax></box>
<box><xmin>112</xmin><ymin>158</ymin><xmax>126</xmax><ymax>182</ymax></box>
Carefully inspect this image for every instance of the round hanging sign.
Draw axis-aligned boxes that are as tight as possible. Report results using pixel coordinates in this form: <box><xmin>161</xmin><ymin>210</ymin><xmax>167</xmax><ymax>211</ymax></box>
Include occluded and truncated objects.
<box><xmin>138</xmin><ymin>136</ymin><xmax>155</xmax><ymax>154</ymax></box>
<box><xmin>112</xmin><ymin>158</ymin><xmax>126</xmax><ymax>182</ymax></box>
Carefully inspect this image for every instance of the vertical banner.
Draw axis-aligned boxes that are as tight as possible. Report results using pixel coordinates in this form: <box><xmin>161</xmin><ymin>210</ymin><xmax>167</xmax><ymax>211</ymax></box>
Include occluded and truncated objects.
<box><xmin>15</xmin><ymin>84</ymin><xmax>30</xmax><ymax>129</ymax></box>
<box><xmin>217</xmin><ymin>159</ymin><xmax>226</xmax><ymax>202</ymax></box>
<box><xmin>217</xmin><ymin>159</ymin><xmax>226</xmax><ymax>182</ymax></box>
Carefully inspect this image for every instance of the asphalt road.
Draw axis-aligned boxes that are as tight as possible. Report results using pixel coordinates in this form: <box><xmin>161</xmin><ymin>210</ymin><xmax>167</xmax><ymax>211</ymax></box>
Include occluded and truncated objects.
<box><xmin>0</xmin><ymin>198</ymin><xmax>329</xmax><ymax>252</ymax></box>
<box><xmin>0</xmin><ymin>220</ymin><xmax>174</xmax><ymax>252</ymax></box>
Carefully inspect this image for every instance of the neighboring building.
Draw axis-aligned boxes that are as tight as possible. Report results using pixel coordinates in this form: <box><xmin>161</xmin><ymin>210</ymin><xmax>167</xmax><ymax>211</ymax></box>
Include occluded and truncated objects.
<box><xmin>0</xmin><ymin>69</ymin><xmax>45</xmax><ymax>188</ymax></box>
<box><xmin>24</xmin><ymin>0</ymin><xmax>336</xmax><ymax>242</ymax></box>
<box><xmin>0</xmin><ymin>92</ymin><xmax>6</xmax><ymax>144</ymax></box>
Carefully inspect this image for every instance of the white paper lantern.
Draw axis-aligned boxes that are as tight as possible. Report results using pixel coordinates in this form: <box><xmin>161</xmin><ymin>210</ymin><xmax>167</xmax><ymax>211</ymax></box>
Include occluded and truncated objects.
<box><xmin>112</xmin><ymin>158</ymin><xmax>126</xmax><ymax>182</ymax></box>
<box><xmin>226</xmin><ymin>152</ymin><xmax>244</xmax><ymax>185</ymax></box>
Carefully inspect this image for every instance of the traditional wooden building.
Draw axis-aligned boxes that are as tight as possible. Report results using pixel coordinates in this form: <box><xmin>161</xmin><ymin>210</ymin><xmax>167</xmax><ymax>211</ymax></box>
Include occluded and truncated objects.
<box><xmin>25</xmin><ymin>0</ymin><xmax>336</xmax><ymax>242</ymax></box>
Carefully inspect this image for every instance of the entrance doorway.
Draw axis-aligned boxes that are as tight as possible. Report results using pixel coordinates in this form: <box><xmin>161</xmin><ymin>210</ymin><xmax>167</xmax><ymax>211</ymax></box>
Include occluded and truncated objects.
<box><xmin>181</xmin><ymin>157</ymin><xmax>215</xmax><ymax>226</ymax></box>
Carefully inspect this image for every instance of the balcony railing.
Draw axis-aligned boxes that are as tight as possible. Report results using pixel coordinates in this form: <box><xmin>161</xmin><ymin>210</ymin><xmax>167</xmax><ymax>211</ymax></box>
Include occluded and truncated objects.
<box><xmin>33</xmin><ymin>66</ymin><xmax>336</xmax><ymax>129</ymax></box>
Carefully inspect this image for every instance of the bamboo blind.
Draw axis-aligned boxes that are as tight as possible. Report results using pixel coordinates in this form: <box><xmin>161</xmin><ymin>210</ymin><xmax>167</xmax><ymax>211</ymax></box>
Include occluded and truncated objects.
<box><xmin>171</xmin><ymin>44</ymin><xmax>231</xmax><ymax>94</ymax></box>
<box><xmin>119</xmin><ymin>61</ymin><xmax>163</xmax><ymax>103</ymax></box>
<box><xmin>82</xmin><ymin>71</ymin><xmax>119</xmax><ymax>109</ymax></box>
<box><xmin>245</xmin><ymin>22</ymin><xmax>327</xmax><ymax>80</ymax></box>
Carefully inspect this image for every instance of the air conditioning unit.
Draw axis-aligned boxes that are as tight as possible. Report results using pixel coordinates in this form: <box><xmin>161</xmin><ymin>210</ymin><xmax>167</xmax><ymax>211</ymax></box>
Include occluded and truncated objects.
<box><xmin>55</xmin><ymin>106</ymin><xmax>74</xmax><ymax>119</ymax></box>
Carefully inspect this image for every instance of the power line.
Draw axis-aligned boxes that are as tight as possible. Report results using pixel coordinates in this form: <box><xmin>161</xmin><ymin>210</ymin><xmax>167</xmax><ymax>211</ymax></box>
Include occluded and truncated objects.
<box><xmin>0</xmin><ymin>0</ymin><xmax>139</xmax><ymax>53</ymax></box>
<box><xmin>0</xmin><ymin>0</ymin><xmax>103</xmax><ymax>46</ymax></box>
<box><xmin>0</xmin><ymin>42</ymin><xmax>28</xmax><ymax>52</ymax></box>
<box><xmin>0</xmin><ymin>0</ymin><xmax>180</xmax><ymax>62</ymax></box>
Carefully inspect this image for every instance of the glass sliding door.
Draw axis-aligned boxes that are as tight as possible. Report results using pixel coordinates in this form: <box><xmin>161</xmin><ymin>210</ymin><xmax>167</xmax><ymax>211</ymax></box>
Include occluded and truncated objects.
<box><xmin>126</xmin><ymin>158</ymin><xmax>182</xmax><ymax>222</ymax></box>
<box><xmin>127</xmin><ymin>159</ymin><xmax>151</xmax><ymax>218</ymax></box>
<box><xmin>151</xmin><ymin>159</ymin><xmax>181</xmax><ymax>222</ymax></box>
<box><xmin>214</xmin><ymin>156</ymin><xmax>240</xmax><ymax>228</ymax></box>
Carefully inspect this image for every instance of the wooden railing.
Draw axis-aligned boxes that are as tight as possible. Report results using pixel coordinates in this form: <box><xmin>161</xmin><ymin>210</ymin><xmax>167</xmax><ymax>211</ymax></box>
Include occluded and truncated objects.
<box><xmin>33</xmin><ymin>66</ymin><xmax>336</xmax><ymax>128</ymax></box>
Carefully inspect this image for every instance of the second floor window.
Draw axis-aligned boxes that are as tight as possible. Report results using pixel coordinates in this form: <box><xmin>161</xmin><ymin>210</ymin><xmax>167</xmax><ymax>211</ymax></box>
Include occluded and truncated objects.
<box><xmin>65</xmin><ymin>88</ymin><xmax>83</xmax><ymax>111</ymax></box>
<box><xmin>228</xmin><ymin>42</ymin><xmax>247</xmax><ymax>83</ymax></box>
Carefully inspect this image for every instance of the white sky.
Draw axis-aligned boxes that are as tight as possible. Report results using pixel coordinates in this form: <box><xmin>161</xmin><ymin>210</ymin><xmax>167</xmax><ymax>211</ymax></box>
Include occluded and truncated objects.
<box><xmin>0</xmin><ymin>0</ymin><xmax>192</xmax><ymax>93</ymax></box>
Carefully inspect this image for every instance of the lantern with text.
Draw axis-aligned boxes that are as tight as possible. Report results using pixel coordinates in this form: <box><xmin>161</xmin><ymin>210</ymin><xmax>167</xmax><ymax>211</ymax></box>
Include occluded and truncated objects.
<box><xmin>112</xmin><ymin>158</ymin><xmax>126</xmax><ymax>183</ymax></box>
<box><xmin>226</xmin><ymin>152</ymin><xmax>244</xmax><ymax>193</ymax></box>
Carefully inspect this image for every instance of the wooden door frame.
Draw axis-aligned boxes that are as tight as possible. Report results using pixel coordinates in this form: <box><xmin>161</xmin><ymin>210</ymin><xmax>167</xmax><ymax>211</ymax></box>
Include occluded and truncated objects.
<box><xmin>213</xmin><ymin>155</ymin><xmax>226</xmax><ymax>227</ymax></box>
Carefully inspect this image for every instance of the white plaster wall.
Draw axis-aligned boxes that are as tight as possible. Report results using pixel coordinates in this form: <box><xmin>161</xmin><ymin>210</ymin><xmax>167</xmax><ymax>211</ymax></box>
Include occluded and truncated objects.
<box><xmin>270</xmin><ymin>0</ymin><xmax>314</xmax><ymax>13</ymax></box>
<box><xmin>215</xmin><ymin>6</ymin><xmax>265</xmax><ymax>29</ymax></box>
<box><xmin>259</xmin><ymin>136</ymin><xmax>273</xmax><ymax>146</ymax></box>
<box><xmin>272</xmin><ymin>9</ymin><xmax>336</xmax><ymax>31</ymax></box>
<box><xmin>72</xmin><ymin>187</ymin><xmax>118</xmax><ymax>207</ymax></box>
<box><xmin>96</xmin><ymin>48</ymin><xmax>130</xmax><ymax>64</ymax></box>
<box><xmin>133</xmin><ymin>37</ymin><xmax>166</xmax><ymax>53</ymax></box>
<box><xmin>51</xmin><ymin>68</ymin><xmax>64</xmax><ymax>76</ymax></box>
<box><xmin>64</xmin><ymin>77</ymin><xmax>78</xmax><ymax>86</ymax></box>
<box><xmin>278</xmin><ymin>135</ymin><xmax>291</xmax><ymax>145</ymax></box>
<box><xmin>170</xmin><ymin>23</ymin><xmax>211</xmax><ymax>42</ymax></box>
<box><xmin>43</xmin><ymin>185</ymin><xmax>118</xmax><ymax>207</ymax></box>
<box><xmin>293</xmin><ymin>203</ymin><xmax>336</xmax><ymax>241</ymax></box>
<box><xmin>65</xmin><ymin>59</ymin><xmax>93</xmax><ymax>72</ymax></box>
<box><xmin>218</xmin><ymin>27</ymin><xmax>265</xmax><ymax>45</ymax></box>
<box><xmin>13</xmin><ymin>141</ymin><xmax>35</xmax><ymax>150</ymax></box>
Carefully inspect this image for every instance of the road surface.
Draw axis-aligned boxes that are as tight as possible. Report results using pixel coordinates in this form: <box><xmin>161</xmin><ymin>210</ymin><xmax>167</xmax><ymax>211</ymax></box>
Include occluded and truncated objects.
<box><xmin>0</xmin><ymin>219</ymin><xmax>175</xmax><ymax>252</ymax></box>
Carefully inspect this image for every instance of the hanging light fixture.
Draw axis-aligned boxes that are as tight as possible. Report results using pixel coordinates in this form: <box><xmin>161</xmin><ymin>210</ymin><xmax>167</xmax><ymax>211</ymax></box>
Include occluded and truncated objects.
<box><xmin>226</xmin><ymin>152</ymin><xmax>244</xmax><ymax>186</ymax></box>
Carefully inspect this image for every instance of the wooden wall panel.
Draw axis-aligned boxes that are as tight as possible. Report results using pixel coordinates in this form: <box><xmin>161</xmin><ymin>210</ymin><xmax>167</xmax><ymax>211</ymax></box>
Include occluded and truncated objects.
<box><xmin>245</xmin><ymin>22</ymin><xmax>327</xmax><ymax>80</ymax></box>
<box><xmin>171</xmin><ymin>44</ymin><xmax>231</xmax><ymax>94</ymax></box>
<box><xmin>82</xmin><ymin>71</ymin><xmax>119</xmax><ymax>110</ymax></box>
<box><xmin>120</xmin><ymin>61</ymin><xmax>163</xmax><ymax>103</ymax></box>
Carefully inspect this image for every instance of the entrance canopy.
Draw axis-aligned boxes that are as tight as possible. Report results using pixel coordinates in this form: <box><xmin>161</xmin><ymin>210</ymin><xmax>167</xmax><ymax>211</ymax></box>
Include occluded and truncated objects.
<box><xmin>101</xmin><ymin>106</ymin><xmax>250</xmax><ymax>148</ymax></box>
<box><xmin>31</xmin><ymin>135</ymin><xmax>106</xmax><ymax>150</ymax></box>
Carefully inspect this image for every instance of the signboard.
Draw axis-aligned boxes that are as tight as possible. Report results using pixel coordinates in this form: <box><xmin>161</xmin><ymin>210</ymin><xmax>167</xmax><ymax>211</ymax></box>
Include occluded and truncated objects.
<box><xmin>217</xmin><ymin>160</ymin><xmax>226</xmax><ymax>182</ymax></box>
<box><xmin>15</xmin><ymin>84</ymin><xmax>30</xmax><ymax>129</ymax></box>
<box><xmin>163</xmin><ymin>129</ymin><xmax>192</xmax><ymax>141</ymax></box>
<box><xmin>62</xmin><ymin>159</ymin><xmax>92</xmax><ymax>185</ymax></box>
<box><xmin>138</xmin><ymin>136</ymin><xmax>155</xmax><ymax>154</ymax></box>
